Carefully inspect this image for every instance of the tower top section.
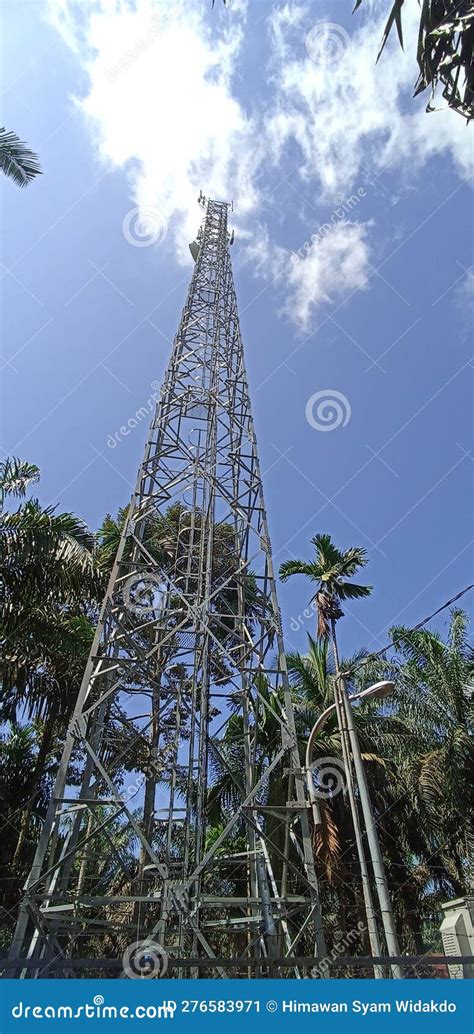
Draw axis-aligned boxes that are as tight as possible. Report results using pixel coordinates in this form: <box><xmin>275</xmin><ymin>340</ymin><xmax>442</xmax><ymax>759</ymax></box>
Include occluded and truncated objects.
<box><xmin>189</xmin><ymin>192</ymin><xmax>234</xmax><ymax>261</ymax></box>
<box><xmin>197</xmin><ymin>189</ymin><xmax>233</xmax><ymax>212</ymax></box>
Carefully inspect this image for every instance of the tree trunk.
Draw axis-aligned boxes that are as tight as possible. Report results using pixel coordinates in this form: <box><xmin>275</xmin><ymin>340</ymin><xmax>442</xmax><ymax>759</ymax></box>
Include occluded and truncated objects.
<box><xmin>132</xmin><ymin>674</ymin><xmax>161</xmax><ymax>933</ymax></box>
<box><xmin>12</xmin><ymin>713</ymin><xmax>56</xmax><ymax>870</ymax></box>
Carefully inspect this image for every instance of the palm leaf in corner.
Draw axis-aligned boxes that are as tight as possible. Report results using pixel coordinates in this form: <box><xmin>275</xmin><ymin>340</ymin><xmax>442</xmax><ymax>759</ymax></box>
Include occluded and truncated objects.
<box><xmin>0</xmin><ymin>127</ymin><xmax>42</xmax><ymax>187</ymax></box>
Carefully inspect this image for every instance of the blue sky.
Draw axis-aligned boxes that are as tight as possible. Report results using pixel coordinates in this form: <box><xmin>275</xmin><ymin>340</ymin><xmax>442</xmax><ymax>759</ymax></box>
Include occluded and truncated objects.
<box><xmin>1</xmin><ymin>0</ymin><xmax>473</xmax><ymax>661</ymax></box>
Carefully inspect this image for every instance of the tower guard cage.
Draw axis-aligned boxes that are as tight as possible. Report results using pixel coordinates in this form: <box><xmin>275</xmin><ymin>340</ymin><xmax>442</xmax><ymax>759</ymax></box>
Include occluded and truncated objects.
<box><xmin>9</xmin><ymin>197</ymin><xmax>326</xmax><ymax>978</ymax></box>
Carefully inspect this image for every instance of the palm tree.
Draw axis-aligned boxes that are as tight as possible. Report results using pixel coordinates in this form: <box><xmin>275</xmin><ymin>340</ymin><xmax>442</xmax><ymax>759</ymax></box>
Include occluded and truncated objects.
<box><xmin>0</xmin><ymin>458</ymin><xmax>103</xmax><ymax>874</ymax></box>
<box><xmin>287</xmin><ymin>640</ymin><xmax>396</xmax><ymax>861</ymax></box>
<box><xmin>347</xmin><ymin>608</ymin><xmax>473</xmax><ymax>949</ymax></box>
<box><xmin>2</xmin><ymin>497</ymin><xmax>102</xmax><ymax>715</ymax></box>
<box><xmin>287</xmin><ymin>636</ymin><xmax>355</xmax><ymax>882</ymax></box>
<box><xmin>280</xmin><ymin>538</ymin><xmax>405</xmax><ymax>965</ymax></box>
<box><xmin>279</xmin><ymin>532</ymin><xmax>372</xmax><ymax>646</ymax></box>
<box><xmin>0</xmin><ymin>457</ymin><xmax>39</xmax><ymax>504</ymax></box>
<box><xmin>0</xmin><ymin>128</ymin><xmax>42</xmax><ymax>187</ymax></box>
<box><xmin>286</xmin><ymin>632</ymin><xmax>467</xmax><ymax>955</ymax></box>
<box><xmin>0</xmin><ymin>724</ymin><xmax>56</xmax><ymax>932</ymax></box>
<box><xmin>385</xmin><ymin>610</ymin><xmax>473</xmax><ymax>892</ymax></box>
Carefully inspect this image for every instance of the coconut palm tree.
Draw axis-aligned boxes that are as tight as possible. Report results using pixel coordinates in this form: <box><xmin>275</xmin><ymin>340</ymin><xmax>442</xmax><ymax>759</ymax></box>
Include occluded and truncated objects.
<box><xmin>0</xmin><ymin>128</ymin><xmax>42</xmax><ymax>187</ymax></box>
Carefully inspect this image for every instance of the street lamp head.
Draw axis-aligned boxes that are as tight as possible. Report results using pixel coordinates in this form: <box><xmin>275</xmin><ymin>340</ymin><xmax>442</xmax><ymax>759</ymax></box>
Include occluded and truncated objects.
<box><xmin>358</xmin><ymin>680</ymin><xmax>395</xmax><ymax>702</ymax></box>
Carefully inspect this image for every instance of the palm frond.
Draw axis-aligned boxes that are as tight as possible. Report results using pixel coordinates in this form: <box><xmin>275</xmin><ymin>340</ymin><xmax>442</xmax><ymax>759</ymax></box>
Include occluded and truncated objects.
<box><xmin>279</xmin><ymin>559</ymin><xmax>319</xmax><ymax>582</ymax></box>
<box><xmin>287</xmin><ymin>636</ymin><xmax>334</xmax><ymax>707</ymax></box>
<box><xmin>311</xmin><ymin>532</ymin><xmax>343</xmax><ymax>569</ymax></box>
<box><xmin>336</xmin><ymin>580</ymin><xmax>373</xmax><ymax>601</ymax></box>
<box><xmin>313</xmin><ymin>800</ymin><xmax>342</xmax><ymax>881</ymax></box>
<box><xmin>0</xmin><ymin>457</ymin><xmax>40</xmax><ymax>499</ymax></box>
<box><xmin>339</xmin><ymin>544</ymin><xmax>369</xmax><ymax>575</ymax></box>
<box><xmin>0</xmin><ymin>127</ymin><xmax>42</xmax><ymax>187</ymax></box>
<box><xmin>449</xmin><ymin>608</ymin><xmax>470</xmax><ymax>654</ymax></box>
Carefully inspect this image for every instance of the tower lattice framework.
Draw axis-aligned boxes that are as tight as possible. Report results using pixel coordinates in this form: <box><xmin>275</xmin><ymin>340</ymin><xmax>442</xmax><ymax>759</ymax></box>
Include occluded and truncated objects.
<box><xmin>11</xmin><ymin>198</ymin><xmax>325</xmax><ymax>978</ymax></box>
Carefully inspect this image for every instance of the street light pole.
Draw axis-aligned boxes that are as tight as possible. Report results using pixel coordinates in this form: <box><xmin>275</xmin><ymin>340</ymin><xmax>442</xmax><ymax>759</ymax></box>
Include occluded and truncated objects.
<box><xmin>306</xmin><ymin>688</ymin><xmax>388</xmax><ymax>978</ymax></box>
<box><xmin>330</xmin><ymin>622</ymin><xmax>404</xmax><ymax>979</ymax></box>
<box><xmin>338</xmin><ymin>684</ymin><xmax>404</xmax><ymax>979</ymax></box>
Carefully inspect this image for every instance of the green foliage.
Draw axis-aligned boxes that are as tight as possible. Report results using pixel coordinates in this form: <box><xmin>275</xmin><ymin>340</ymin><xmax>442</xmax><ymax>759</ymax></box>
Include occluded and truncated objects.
<box><xmin>95</xmin><ymin>506</ymin><xmax>129</xmax><ymax>574</ymax></box>
<box><xmin>0</xmin><ymin>457</ymin><xmax>40</xmax><ymax>502</ymax></box>
<box><xmin>0</xmin><ymin>127</ymin><xmax>42</xmax><ymax>187</ymax></box>
<box><xmin>1</xmin><ymin>458</ymin><xmax>103</xmax><ymax>724</ymax></box>
<box><xmin>1</xmin><ymin>454</ymin><xmax>471</xmax><ymax>960</ymax></box>
<box><xmin>0</xmin><ymin>722</ymin><xmax>61</xmax><ymax>932</ymax></box>
<box><xmin>279</xmin><ymin>533</ymin><xmax>372</xmax><ymax>637</ymax></box>
<box><xmin>285</xmin><ymin>618</ymin><xmax>473</xmax><ymax>950</ymax></box>
<box><xmin>383</xmin><ymin>610</ymin><xmax>473</xmax><ymax>876</ymax></box>
<box><xmin>355</xmin><ymin>0</ymin><xmax>474</xmax><ymax>119</ymax></box>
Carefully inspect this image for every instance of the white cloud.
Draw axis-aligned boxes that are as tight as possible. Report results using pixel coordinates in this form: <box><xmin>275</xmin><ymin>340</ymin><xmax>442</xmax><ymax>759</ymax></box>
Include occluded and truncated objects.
<box><xmin>255</xmin><ymin>1</ymin><xmax>472</xmax><ymax>326</ymax></box>
<box><xmin>287</xmin><ymin>221</ymin><xmax>371</xmax><ymax>329</ymax></box>
<box><xmin>268</xmin><ymin>2</ymin><xmax>306</xmax><ymax>64</ymax></box>
<box><xmin>46</xmin><ymin>0</ymin><xmax>473</xmax><ymax>327</ymax></box>
<box><xmin>47</xmin><ymin>0</ymin><xmax>259</xmax><ymax>261</ymax></box>
<box><xmin>243</xmin><ymin>220</ymin><xmax>372</xmax><ymax>332</ymax></box>
<box><xmin>455</xmin><ymin>267</ymin><xmax>474</xmax><ymax>312</ymax></box>
<box><xmin>266</xmin><ymin>0</ymin><xmax>473</xmax><ymax>198</ymax></box>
